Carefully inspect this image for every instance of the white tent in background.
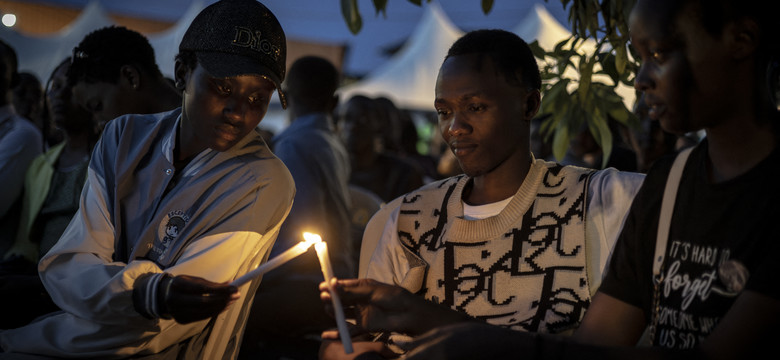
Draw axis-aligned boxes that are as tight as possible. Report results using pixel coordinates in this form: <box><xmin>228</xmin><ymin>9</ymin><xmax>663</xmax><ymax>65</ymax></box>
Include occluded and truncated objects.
<box><xmin>513</xmin><ymin>4</ymin><xmax>636</xmax><ymax>110</ymax></box>
<box><xmin>1</xmin><ymin>0</ymin><xmax>206</xmax><ymax>84</ymax></box>
<box><xmin>337</xmin><ymin>2</ymin><xmax>463</xmax><ymax>111</ymax></box>
<box><xmin>147</xmin><ymin>1</ymin><xmax>206</xmax><ymax>79</ymax></box>
<box><xmin>513</xmin><ymin>3</ymin><xmax>579</xmax><ymax>51</ymax></box>
<box><xmin>2</xmin><ymin>1</ymin><xmax>115</xmax><ymax>82</ymax></box>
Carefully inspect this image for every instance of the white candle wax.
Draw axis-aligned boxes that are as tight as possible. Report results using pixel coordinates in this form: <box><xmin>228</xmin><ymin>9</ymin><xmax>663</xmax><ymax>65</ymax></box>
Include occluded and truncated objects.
<box><xmin>231</xmin><ymin>238</ymin><xmax>316</xmax><ymax>287</ymax></box>
<box><xmin>314</xmin><ymin>241</ymin><xmax>354</xmax><ymax>354</ymax></box>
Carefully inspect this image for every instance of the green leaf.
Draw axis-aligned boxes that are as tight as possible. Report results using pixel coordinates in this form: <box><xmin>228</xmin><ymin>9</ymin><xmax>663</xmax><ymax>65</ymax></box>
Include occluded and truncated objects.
<box><xmin>341</xmin><ymin>0</ymin><xmax>362</xmax><ymax>34</ymax></box>
<box><xmin>553</xmin><ymin>37</ymin><xmax>569</xmax><ymax>56</ymax></box>
<box><xmin>593</xmin><ymin>116</ymin><xmax>613</xmax><ymax>169</ymax></box>
<box><xmin>578</xmin><ymin>54</ymin><xmax>595</xmax><ymax>104</ymax></box>
<box><xmin>481</xmin><ymin>0</ymin><xmax>494</xmax><ymax>14</ymax></box>
<box><xmin>577</xmin><ymin>2</ymin><xmax>588</xmax><ymax>37</ymax></box>
<box><xmin>591</xmin><ymin>82</ymin><xmax>623</xmax><ymax>104</ymax></box>
<box><xmin>601</xmin><ymin>0</ymin><xmax>613</xmax><ymax>35</ymax></box>
<box><xmin>539</xmin><ymin>79</ymin><xmax>570</xmax><ymax>115</ymax></box>
<box><xmin>529</xmin><ymin>40</ymin><xmax>546</xmax><ymax>60</ymax></box>
<box><xmin>599</xmin><ymin>53</ymin><xmax>619</xmax><ymax>84</ymax></box>
<box><xmin>585</xmin><ymin>0</ymin><xmax>599</xmax><ymax>38</ymax></box>
<box><xmin>622</xmin><ymin>0</ymin><xmax>637</xmax><ymax>25</ymax></box>
<box><xmin>372</xmin><ymin>0</ymin><xmax>388</xmax><ymax>17</ymax></box>
<box><xmin>407</xmin><ymin>0</ymin><xmax>422</xmax><ymax>5</ymax></box>
<box><xmin>611</xmin><ymin>107</ymin><xmax>636</xmax><ymax>131</ymax></box>
<box><xmin>552</xmin><ymin>120</ymin><xmax>570</xmax><ymax>162</ymax></box>
<box><xmin>615</xmin><ymin>43</ymin><xmax>628</xmax><ymax>75</ymax></box>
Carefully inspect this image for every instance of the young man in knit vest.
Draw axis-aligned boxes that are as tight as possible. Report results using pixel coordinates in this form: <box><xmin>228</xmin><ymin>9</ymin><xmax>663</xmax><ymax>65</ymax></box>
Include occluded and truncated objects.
<box><xmin>318</xmin><ymin>29</ymin><xmax>645</xmax><ymax>359</ymax></box>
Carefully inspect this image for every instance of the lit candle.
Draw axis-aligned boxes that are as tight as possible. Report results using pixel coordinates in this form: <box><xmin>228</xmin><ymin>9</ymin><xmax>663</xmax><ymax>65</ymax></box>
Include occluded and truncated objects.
<box><xmin>314</xmin><ymin>240</ymin><xmax>354</xmax><ymax>354</ymax></box>
<box><xmin>231</xmin><ymin>232</ymin><xmax>321</xmax><ymax>287</ymax></box>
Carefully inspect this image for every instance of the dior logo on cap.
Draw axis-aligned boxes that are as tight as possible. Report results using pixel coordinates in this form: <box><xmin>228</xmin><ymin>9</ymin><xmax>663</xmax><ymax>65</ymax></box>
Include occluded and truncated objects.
<box><xmin>232</xmin><ymin>26</ymin><xmax>281</xmax><ymax>61</ymax></box>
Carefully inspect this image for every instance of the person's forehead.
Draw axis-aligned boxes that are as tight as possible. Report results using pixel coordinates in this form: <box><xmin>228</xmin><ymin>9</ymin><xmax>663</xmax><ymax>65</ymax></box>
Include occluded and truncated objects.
<box><xmin>437</xmin><ymin>53</ymin><xmax>513</xmax><ymax>97</ymax></box>
<box><xmin>195</xmin><ymin>62</ymin><xmax>275</xmax><ymax>88</ymax></box>
<box><xmin>630</xmin><ymin>0</ymin><xmax>689</xmax><ymax>39</ymax></box>
<box><xmin>74</xmin><ymin>80</ymin><xmax>113</xmax><ymax>93</ymax></box>
<box><xmin>441</xmin><ymin>53</ymin><xmax>496</xmax><ymax>76</ymax></box>
<box><xmin>71</xmin><ymin>81</ymin><xmax>120</xmax><ymax>104</ymax></box>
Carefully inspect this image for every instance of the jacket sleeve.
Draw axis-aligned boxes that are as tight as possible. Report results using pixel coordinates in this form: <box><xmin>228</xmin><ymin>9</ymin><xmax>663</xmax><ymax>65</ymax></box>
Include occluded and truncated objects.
<box><xmin>363</xmin><ymin>197</ymin><xmax>428</xmax><ymax>294</ymax></box>
<box><xmin>584</xmin><ymin>168</ymin><xmax>645</xmax><ymax>292</ymax></box>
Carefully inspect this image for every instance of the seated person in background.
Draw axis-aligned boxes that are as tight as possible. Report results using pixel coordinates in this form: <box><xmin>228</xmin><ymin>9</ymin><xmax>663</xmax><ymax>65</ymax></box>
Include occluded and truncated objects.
<box><xmin>340</xmin><ymin>94</ymin><xmax>425</xmax><ymax>202</ymax></box>
<box><xmin>374</xmin><ymin>96</ymin><xmax>403</xmax><ymax>156</ymax></box>
<box><xmin>68</xmin><ymin>25</ymin><xmax>181</xmax><ymax>128</ymax></box>
<box><xmin>0</xmin><ymin>1</ymin><xmax>295</xmax><ymax>358</ymax></box>
<box><xmin>0</xmin><ymin>57</ymin><xmax>99</xmax><ymax>329</ymax></box>
<box><xmin>0</xmin><ymin>39</ymin><xmax>42</xmax><ymax>257</ymax></box>
<box><xmin>11</xmin><ymin>71</ymin><xmax>44</xmax><ymax>134</ymax></box>
<box><xmin>399</xmin><ymin>109</ymin><xmax>440</xmax><ymax>182</ymax></box>
<box><xmin>359</xmin><ymin>1</ymin><xmax>780</xmax><ymax>359</ymax></box>
<box><xmin>319</xmin><ymin>29</ymin><xmax>645</xmax><ymax>359</ymax></box>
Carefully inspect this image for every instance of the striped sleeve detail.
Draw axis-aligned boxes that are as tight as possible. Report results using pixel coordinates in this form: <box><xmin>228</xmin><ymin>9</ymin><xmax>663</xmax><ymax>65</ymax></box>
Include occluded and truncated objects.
<box><xmin>133</xmin><ymin>272</ymin><xmax>168</xmax><ymax>319</ymax></box>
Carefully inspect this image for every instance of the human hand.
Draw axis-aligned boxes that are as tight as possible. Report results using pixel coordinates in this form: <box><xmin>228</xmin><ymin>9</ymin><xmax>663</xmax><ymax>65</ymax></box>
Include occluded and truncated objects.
<box><xmin>319</xmin><ymin>278</ymin><xmax>422</xmax><ymax>334</ymax></box>
<box><xmin>320</xmin><ymin>330</ymin><xmax>394</xmax><ymax>360</ymax></box>
<box><xmin>320</xmin><ymin>278</ymin><xmax>472</xmax><ymax>336</ymax></box>
<box><xmin>160</xmin><ymin>274</ymin><xmax>240</xmax><ymax>324</ymax></box>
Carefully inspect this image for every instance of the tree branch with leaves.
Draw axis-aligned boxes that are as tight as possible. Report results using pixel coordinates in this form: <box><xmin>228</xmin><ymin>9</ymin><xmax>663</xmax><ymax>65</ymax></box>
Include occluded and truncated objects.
<box><xmin>341</xmin><ymin>0</ymin><xmax>640</xmax><ymax>168</ymax></box>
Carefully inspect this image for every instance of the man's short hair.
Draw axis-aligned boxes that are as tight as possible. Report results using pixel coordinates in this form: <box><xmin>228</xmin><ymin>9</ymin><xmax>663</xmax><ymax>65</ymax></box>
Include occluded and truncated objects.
<box><xmin>68</xmin><ymin>26</ymin><xmax>163</xmax><ymax>86</ymax></box>
<box><xmin>0</xmin><ymin>39</ymin><xmax>20</xmax><ymax>89</ymax></box>
<box><xmin>285</xmin><ymin>56</ymin><xmax>339</xmax><ymax>111</ymax></box>
<box><xmin>445</xmin><ymin>29</ymin><xmax>541</xmax><ymax>91</ymax></box>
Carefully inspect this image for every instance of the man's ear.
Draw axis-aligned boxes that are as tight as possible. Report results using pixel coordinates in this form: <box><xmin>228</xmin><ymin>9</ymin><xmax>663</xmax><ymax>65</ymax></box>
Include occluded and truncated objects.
<box><xmin>120</xmin><ymin>65</ymin><xmax>142</xmax><ymax>90</ymax></box>
<box><xmin>174</xmin><ymin>60</ymin><xmax>189</xmax><ymax>91</ymax></box>
<box><xmin>728</xmin><ymin>17</ymin><xmax>760</xmax><ymax>60</ymax></box>
<box><xmin>524</xmin><ymin>89</ymin><xmax>541</xmax><ymax>121</ymax></box>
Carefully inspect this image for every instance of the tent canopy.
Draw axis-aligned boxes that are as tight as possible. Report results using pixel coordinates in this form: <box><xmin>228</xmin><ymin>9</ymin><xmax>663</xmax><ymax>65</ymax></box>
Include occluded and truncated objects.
<box><xmin>338</xmin><ymin>2</ymin><xmax>462</xmax><ymax>112</ymax></box>
<box><xmin>337</xmin><ymin>3</ymin><xmax>634</xmax><ymax>112</ymax></box>
<box><xmin>4</xmin><ymin>1</ymin><xmax>633</xmax><ymax>118</ymax></box>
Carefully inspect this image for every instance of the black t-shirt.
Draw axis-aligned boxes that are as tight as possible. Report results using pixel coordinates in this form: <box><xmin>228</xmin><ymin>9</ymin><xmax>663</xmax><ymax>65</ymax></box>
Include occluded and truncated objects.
<box><xmin>600</xmin><ymin>139</ymin><xmax>780</xmax><ymax>350</ymax></box>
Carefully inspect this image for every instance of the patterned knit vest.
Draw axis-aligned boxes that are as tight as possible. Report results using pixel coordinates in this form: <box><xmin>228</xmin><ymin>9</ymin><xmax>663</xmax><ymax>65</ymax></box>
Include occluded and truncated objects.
<box><xmin>397</xmin><ymin>161</ymin><xmax>595</xmax><ymax>334</ymax></box>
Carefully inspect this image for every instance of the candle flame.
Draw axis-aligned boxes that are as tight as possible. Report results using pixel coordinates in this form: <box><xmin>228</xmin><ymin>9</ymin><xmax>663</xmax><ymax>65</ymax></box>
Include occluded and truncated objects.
<box><xmin>302</xmin><ymin>232</ymin><xmax>323</xmax><ymax>246</ymax></box>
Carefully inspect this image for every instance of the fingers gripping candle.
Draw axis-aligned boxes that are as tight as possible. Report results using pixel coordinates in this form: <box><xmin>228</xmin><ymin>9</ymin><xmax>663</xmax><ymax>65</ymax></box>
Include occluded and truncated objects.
<box><xmin>314</xmin><ymin>237</ymin><xmax>354</xmax><ymax>354</ymax></box>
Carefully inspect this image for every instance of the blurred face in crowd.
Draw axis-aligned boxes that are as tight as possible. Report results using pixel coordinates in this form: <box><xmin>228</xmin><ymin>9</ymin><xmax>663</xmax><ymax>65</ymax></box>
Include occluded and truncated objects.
<box><xmin>175</xmin><ymin>61</ymin><xmax>275</xmax><ymax>159</ymax></box>
<box><xmin>434</xmin><ymin>53</ymin><xmax>537</xmax><ymax>178</ymax></box>
<box><xmin>13</xmin><ymin>74</ymin><xmax>44</xmax><ymax>126</ymax></box>
<box><xmin>72</xmin><ymin>79</ymin><xmax>143</xmax><ymax>129</ymax></box>
<box><xmin>630</xmin><ymin>0</ymin><xmax>736</xmax><ymax>134</ymax></box>
<box><xmin>47</xmin><ymin>62</ymin><xmax>94</xmax><ymax>134</ymax></box>
<box><xmin>339</xmin><ymin>98</ymin><xmax>377</xmax><ymax>160</ymax></box>
<box><xmin>0</xmin><ymin>45</ymin><xmax>15</xmax><ymax>98</ymax></box>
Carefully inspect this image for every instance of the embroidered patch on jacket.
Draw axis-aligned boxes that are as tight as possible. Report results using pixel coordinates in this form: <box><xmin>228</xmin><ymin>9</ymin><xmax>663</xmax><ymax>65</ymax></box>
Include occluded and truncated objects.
<box><xmin>153</xmin><ymin>210</ymin><xmax>191</xmax><ymax>259</ymax></box>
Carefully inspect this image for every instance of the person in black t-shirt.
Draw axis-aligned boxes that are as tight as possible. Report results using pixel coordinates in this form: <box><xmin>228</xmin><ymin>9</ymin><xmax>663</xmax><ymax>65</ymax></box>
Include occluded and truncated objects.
<box><xmin>333</xmin><ymin>1</ymin><xmax>780</xmax><ymax>359</ymax></box>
